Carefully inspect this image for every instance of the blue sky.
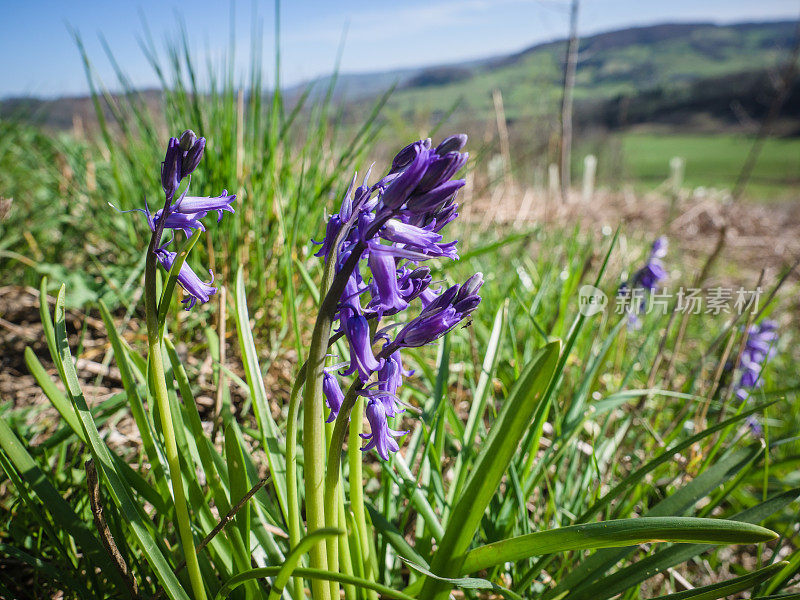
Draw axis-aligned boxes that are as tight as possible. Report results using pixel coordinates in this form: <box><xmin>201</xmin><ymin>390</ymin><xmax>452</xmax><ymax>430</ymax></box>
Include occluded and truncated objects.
<box><xmin>1</xmin><ymin>0</ymin><xmax>797</xmax><ymax>98</ymax></box>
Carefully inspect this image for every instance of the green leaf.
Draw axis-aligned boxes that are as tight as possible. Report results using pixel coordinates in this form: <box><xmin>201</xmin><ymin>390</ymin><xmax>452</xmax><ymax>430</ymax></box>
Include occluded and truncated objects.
<box><xmin>420</xmin><ymin>340</ymin><xmax>561</xmax><ymax>599</ymax></box>
<box><xmin>555</xmin><ymin>488</ymin><xmax>800</xmax><ymax>600</ymax></box>
<box><xmin>366</xmin><ymin>505</ymin><xmax>430</xmax><ymax>568</ymax></box>
<box><xmin>233</xmin><ymin>267</ymin><xmax>288</xmax><ymax>524</ymax></box>
<box><xmin>98</xmin><ymin>299</ymin><xmax>168</xmax><ymax>498</ymax></box>
<box><xmin>649</xmin><ymin>562</ymin><xmax>788</xmax><ymax>600</ymax></box>
<box><xmin>0</xmin><ymin>418</ymin><xmax>126</xmax><ymax>592</ymax></box>
<box><xmin>265</xmin><ymin>528</ymin><xmax>342</xmax><ymax>600</ymax></box>
<box><xmin>216</xmin><ymin>566</ymin><xmax>416</xmax><ymax>600</ymax></box>
<box><xmin>461</xmin><ymin>517</ymin><xmax>777</xmax><ymax>573</ymax></box>
<box><xmin>224</xmin><ymin>423</ymin><xmax>251</xmax><ymax>556</ymax></box>
<box><xmin>404</xmin><ymin>559</ymin><xmax>524</xmax><ymax>600</ymax></box>
<box><xmin>545</xmin><ymin>442</ymin><xmax>765</xmax><ymax>600</ymax></box>
<box><xmin>52</xmin><ymin>284</ymin><xmax>191</xmax><ymax>600</ymax></box>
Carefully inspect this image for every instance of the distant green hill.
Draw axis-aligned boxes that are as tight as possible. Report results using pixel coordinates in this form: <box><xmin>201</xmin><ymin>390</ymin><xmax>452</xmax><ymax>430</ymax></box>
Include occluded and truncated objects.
<box><xmin>3</xmin><ymin>20</ymin><xmax>797</xmax><ymax>132</ymax></box>
<box><xmin>372</xmin><ymin>20</ymin><xmax>798</xmax><ymax>122</ymax></box>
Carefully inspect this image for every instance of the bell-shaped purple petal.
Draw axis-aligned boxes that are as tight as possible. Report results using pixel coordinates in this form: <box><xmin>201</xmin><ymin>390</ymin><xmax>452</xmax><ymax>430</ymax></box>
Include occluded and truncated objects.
<box><xmin>367</xmin><ymin>250</ymin><xmax>408</xmax><ymax>317</ymax></box>
<box><xmin>406</xmin><ymin>179</ymin><xmax>465</xmax><ymax>215</ymax></box>
<box><xmin>323</xmin><ymin>369</ymin><xmax>345</xmax><ymax>423</ymax></box>
<box><xmin>378</xmin><ymin>220</ymin><xmax>458</xmax><ymax>259</ymax></box>
<box><xmin>359</xmin><ymin>399</ymin><xmax>407</xmax><ymax>460</ymax></box>
<box><xmin>155</xmin><ymin>248</ymin><xmax>217</xmax><ymax>310</ymax></box>
<box><xmin>341</xmin><ymin>313</ymin><xmax>382</xmax><ymax>381</ymax></box>
<box><xmin>381</xmin><ymin>145</ymin><xmax>430</xmax><ymax>210</ymax></box>
<box><xmin>153</xmin><ymin>210</ymin><xmax>207</xmax><ymax>237</ymax></box>
<box><xmin>174</xmin><ymin>191</ymin><xmax>236</xmax><ymax>221</ymax></box>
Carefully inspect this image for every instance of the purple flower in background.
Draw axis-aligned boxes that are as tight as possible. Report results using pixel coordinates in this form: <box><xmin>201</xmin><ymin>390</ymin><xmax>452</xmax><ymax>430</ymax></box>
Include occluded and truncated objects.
<box><xmin>618</xmin><ymin>236</ymin><xmax>668</xmax><ymax>329</ymax></box>
<box><xmin>734</xmin><ymin>320</ymin><xmax>778</xmax><ymax>402</ymax></box>
<box><xmin>728</xmin><ymin>319</ymin><xmax>778</xmax><ymax>436</ymax></box>
<box><xmin>315</xmin><ymin>135</ymin><xmax>479</xmax><ymax>459</ymax></box>
<box><xmin>154</xmin><ymin>248</ymin><xmax>216</xmax><ymax>310</ymax></box>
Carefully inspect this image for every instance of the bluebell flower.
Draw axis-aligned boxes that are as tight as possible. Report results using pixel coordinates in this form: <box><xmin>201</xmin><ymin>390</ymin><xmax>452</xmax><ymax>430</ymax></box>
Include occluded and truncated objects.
<box><xmin>323</xmin><ymin>369</ymin><xmax>346</xmax><ymax>423</ymax></box>
<box><xmin>125</xmin><ymin>131</ymin><xmax>235</xmax><ymax>310</ymax></box>
<box><xmin>619</xmin><ymin>236</ymin><xmax>668</xmax><ymax>329</ymax></box>
<box><xmin>154</xmin><ymin>247</ymin><xmax>216</xmax><ymax>310</ymax></box>
<box><xmin>734</xmin><ymin>320</ymin><xmax>778</xmax><ymax>401</ymax></box>
<box><xmin>360</xmin><ymin>399</ymin><xmax>408</xmax><ymax>460</ymax></box>
<box><xmin>314</xmin><ymin>135</ymin><xmax>478</xmax><ymax>458</ymax></box>
<box><xmin>389</xmin><ymin>275</ymin><xmax>483</xmax><ymax>350</ymax></box>
<box><xmin>340</xmin><ymin>312</ymin><xmax>382</xmax><ymax>382</ymax></box>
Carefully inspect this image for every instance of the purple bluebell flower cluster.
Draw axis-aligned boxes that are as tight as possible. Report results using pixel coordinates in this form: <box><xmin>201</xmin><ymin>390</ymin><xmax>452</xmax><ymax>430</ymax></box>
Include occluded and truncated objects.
<box><xmin>618</xmin><ymin>236</ymin><xmax>668</xmax><ymax>329</ymax></box>
<box><xmin>734</xmin><ymin>320</ymin><xmax>778</xmax><ymax>402</ymax></box>
<box><xmin>131</xmin><ymin>130</ymin><xmax>236</xmax><ymax>309</ymax></box>
<box><xmin>315</xmin><ymin>135</ymin><xmax>481</xmax><ymax>459</ymax></box>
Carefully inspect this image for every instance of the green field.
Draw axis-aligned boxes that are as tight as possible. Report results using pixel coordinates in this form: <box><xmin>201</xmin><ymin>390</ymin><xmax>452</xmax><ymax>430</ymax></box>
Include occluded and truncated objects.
<box><xmin>613</xmin><ymin>132</ymin><xmax>800</xmax><ymax>199</ymax></box>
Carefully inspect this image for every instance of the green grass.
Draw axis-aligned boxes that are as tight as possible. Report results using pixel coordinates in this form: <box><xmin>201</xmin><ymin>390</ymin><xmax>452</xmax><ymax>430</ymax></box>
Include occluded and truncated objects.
<box><xmin>569</xmin><ymin>131</ymin><xmax>800</xmax><ymax>199</ymax></box>
<box><xmin>617</xmin><ymin>132</ymin><xmax>800</xmax><ymax>199</ymax></box>
<box><xmin>1</xmin><ymin>14</ymin><xmax>800</xmax><ymax>600</ymax></box>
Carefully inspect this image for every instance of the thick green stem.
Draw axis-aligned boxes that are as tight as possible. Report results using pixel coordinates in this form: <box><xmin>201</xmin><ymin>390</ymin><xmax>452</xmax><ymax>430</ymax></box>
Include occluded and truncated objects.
<box><xmin>145</xmin><ymin>228</ymin><xmax>207</xmax><ymax>600</ymax></box>
<box><xmin>349</xmin><ymin>396</ymin><xmax>379</xmax><ymax>600</ymax></box>
<box><xmin>285</xmin><ymin>366</ymin><xmax>306</xmax><ymax>599</ymax></box>
<box><xmin>302</xmin><ymin>322</ymin><xmax>332</xmax><ymax>600</ymax></box>
<box><xmin>323</xmin><ymin>382</ymin><xmax>361</xmax><ymax>600</ymax></box>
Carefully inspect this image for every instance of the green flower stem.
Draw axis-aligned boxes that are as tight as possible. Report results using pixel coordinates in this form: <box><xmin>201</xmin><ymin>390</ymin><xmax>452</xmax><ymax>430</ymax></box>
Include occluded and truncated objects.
<box><xmin>337</xmin><ymin>482</ymin><xmax>358</xmax><ymax>600</ymax></box>
<box><xmin>302</xmin><ymin>244</ymin><xmax>363</xmax><ymax>600</ymax></box>
<box><xmin>285</xmin><ymin>367</ymin><xmax>306</xmax><ymax>600</ymax></box>
<box><xmin>324</xmin><ymin>423</ymin><xmax>341</xmax><ymax>600</ymax></box>
<box><xmin>145</xmin><ymin>227</ymin><xmax>207</xmax><ymax>600</ymax></box>
<box><xmin>323</xmin><ymin>382</ymin><xmax>361</xmax><ymax>600</ymax></box>
<box><xmin>302</xmin><ymin>200</ymin><xmax>394</xmax><ymax>599</ymax></box>
<box><xmin>348</xmin><ymin>396</ymin><xmax>379</xmax><ymax>600</ymax></box>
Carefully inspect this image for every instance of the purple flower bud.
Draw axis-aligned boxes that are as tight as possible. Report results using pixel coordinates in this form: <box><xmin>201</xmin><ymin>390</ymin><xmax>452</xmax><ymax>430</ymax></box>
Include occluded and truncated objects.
<box><xmin>181</xmin><ymin>136</ymin><xmax>206</xmax><ymax>180</ymax></box>
<box><xmin>435</xmin><ymin>134</ymin><xmax>468</xmax><ymax>155</ymax></box>
<box><xmin>179</xmin><ymin>129</ymin><xmax>198</xmax><ymax>151</ymax></box>
<box><xmin>455</xmin><ymin>272</ymin><xmax>484</xmax><ymax>303</ymax></box>
<box><xmin>391</xmin><ymin>142</ymin><xmax>419</xmax><ymax>172</ymax></box>
<box><xmin>161</xmin><ymin>137</ymin><xmax>182</xmax><ymax>198</ymax></box>
<box><xmin>359</xmin><ymin>399</ymin><xmax>407</xmax><ymax>460</ymax></box>
<box><xmin>397</xmin><ymin>266</ymin><xmax>432</xmax><ymax>302</ymax></box>
<box><xmin>415</xmin><ymin>152</ymin><xmax>468</xmax><ymax>194</ymax></box>
<box><xmin>392</xmin><ymin>276</ymin><xmax>481</xmax><ymax>349</ymax></box>
<box><xmin>154</xmin><ymin>248</ymin><xmax>217</xmax><ymax>310</ymax></box>
<box><xmin>323</xmin><ymin>369</ymin><xmax>345</xmax><ymax>423</ymax></box>
<box><xmin>381</xmin><ymin>145</ymin><xmax>430</xmax><ymax>210</ymax></box>
<box><xmin>406</xmin><ymin>179</ymin><xmax>465</xmax><ymax>214</ymax></box>
<box><xmin>341</xmin><ymin>313</ymin><xmax>382</xmax><ymax>381</ymax></box>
